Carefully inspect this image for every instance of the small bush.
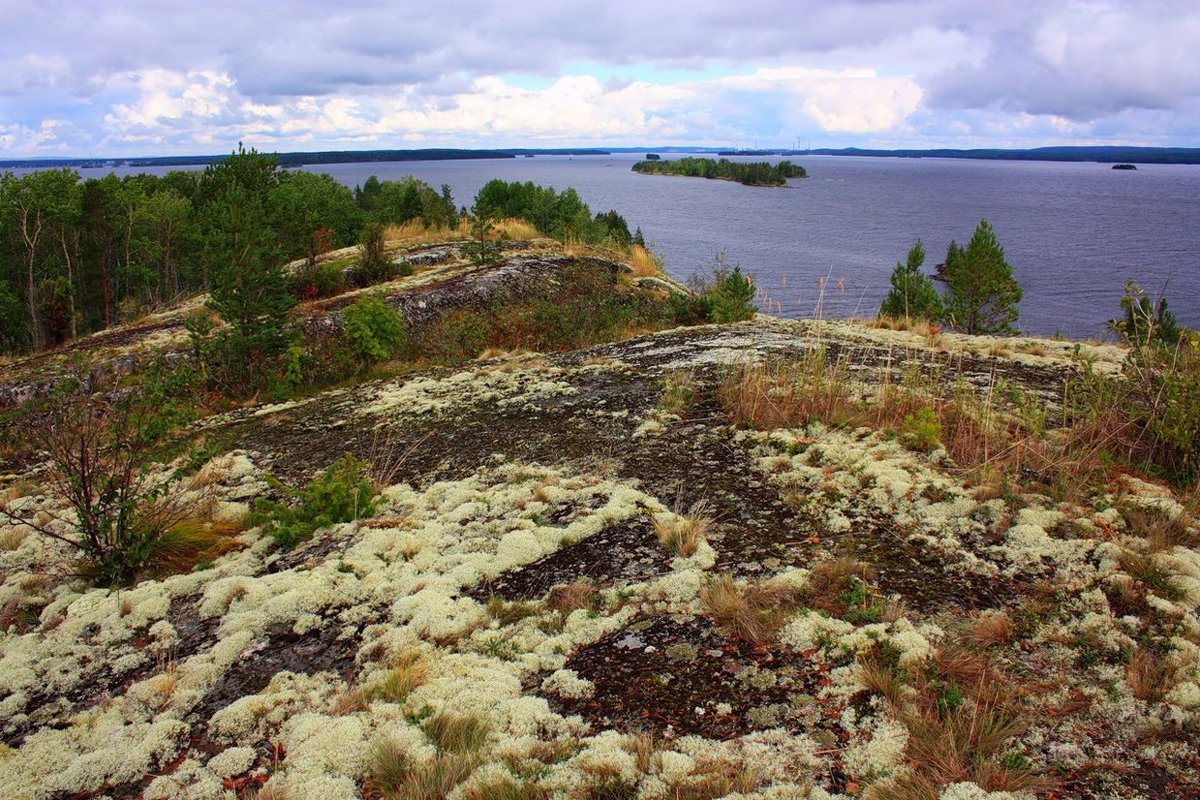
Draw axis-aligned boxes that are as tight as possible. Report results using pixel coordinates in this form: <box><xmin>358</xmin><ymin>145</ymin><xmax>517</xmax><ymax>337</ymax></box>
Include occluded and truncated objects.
<box><xmin>901</xmin><ymin>407</ymin><xmax>942</xmax><ymax>452</ymax></box>
<box><xmin>342</xmin><ymin>294</ymin><xmax>407</xmax><ymax>369</ymax></box>
<box><xmin>0</xmin><ymin>386</ymin><xmax>204</xmax><ymax>587</ymax></box>
<box><xmin>250</xmin><ymin>454</ymin><xmax>376</xmax><ymax>549</ymax></box>
<box><xmin>289</xmin><ymin>259</ymin><xmax>347</xmax><ymax>300</ymax></box>
<box><xmin>355</xmin><ymin>222</ymin><xmax>396</xmax><ymax>286</ymax></box>
<box><xmin>708</xmin><ymin>266</ymin><xmax>756</xmax><ymax>323</ymax></box>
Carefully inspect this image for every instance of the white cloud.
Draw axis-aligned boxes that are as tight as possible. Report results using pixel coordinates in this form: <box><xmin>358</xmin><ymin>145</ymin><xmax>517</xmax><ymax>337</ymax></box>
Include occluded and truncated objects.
<box><xmin>1</xmin><ymin>1</ymin><xmax>1197</xmax><ymax>155</ymax></box>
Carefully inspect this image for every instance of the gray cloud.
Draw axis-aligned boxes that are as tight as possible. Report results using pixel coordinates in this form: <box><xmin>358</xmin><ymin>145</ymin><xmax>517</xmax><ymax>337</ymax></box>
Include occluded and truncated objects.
<box><xmin>1</xmin><ymin>0</ymin><xmax>1197</xmax><ymax>155</ymax></box>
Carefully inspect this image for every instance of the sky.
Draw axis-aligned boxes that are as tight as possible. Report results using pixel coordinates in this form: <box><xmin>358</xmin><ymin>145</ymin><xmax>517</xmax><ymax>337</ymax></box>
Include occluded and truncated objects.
<box><xmin>1</xmin><ymin>0</ymin><xmax>1198</xmax><ymax>158</ymax></box>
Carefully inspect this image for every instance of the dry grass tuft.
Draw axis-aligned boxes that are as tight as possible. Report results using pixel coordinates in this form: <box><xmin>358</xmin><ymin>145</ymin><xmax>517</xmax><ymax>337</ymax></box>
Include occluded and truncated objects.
<box><xmin>699</xmin><ymin>574</ymin><xmax>800</xmax><ymax>646</ymax></box>
<box><xmin>665</xmin><ymin>758</ymin><xmax>764</xmax><ymax>800</ymax></box>
<box><xmin>1124</xmin><ymin>503</ymin><xmax>1199</xmax><ymax>551</ymax></box>
<box><xmin>720</xmin><ymin>350</ymin><xmax>860</xmax><ymax>431</ymax></box>
<box><xmin>368</xmin><ymin>737</ymin><xmax>479</xmax><ymax>800</ymax></box>
<box><xmin>628</xmin><ymin>244</ymin><xmax>660</xmax><ymax>277</ymax></box>
<box><xmin>546</xmin><ymin>579</ymin><xmax>599</xmax><ymax>616</ymax></box>
<box><xmin>967</xmin><ymin>610</ymin><xmax>1017</xmax><ymax>648</ymax></box>
<box><xmin>0</xmin><ymin>526</ymin><xmax>30</xmax><ymax>551</ymax></box>
<box><xmin>247</xmin><ymin>784</ymin><xmax>295</xmax><ymax>800</ymax></box>
<box><xmin>423</xmin><ymin>711</ymin><xmax>492</xmax><ymax>753</ymax></box>
<box><xmin>3</xmin><ymin>478</ymin><xmax>37</xmax><ymax>502</ymax></box>
<box><xmin>1126</xmin><ymin>648</ymin><xmax>1173</xmax><ymax>702</ymax></box>
<box><xmin>803</xmin><ymin>556</ymin><xmax>878</xmax><ymax>618</ymax></box>
<box><xmin>143</xmin><ymin>517</ymin><xmax>243</xmax><ymax>578</ymax></box>
<box><xmin>660</xmin><ymin>369</ymin><xmax>699</xmax><ymax>414</ymax></box>
<box><xmin>374</xmin><ymin>651</ymin><xmax>429</xmax><ymax>703</ymax></box>
<box><xmin>486</xmin><ymin>595</ymin><xmax>540</xmax><ymax>626</ymax></box>
<box><xmin>856</xmin><ymin>653</ymin><xmax>907</xmax><ymax>708</ymax></box>
<box><xmin>654</xmin><ymin>500</ymin><xmax>711</xmax><ymax>557</ymax></box>
<box><xmin>491</xmin><ymin>218</ymin><xmax>542</xmax><ymax>241</ymax></box>
<box><xmin>622</xmin><ymin>731</ymin><xmax>661</xmax><ymax>774</ymax></box>
<box><xmin>460</xmin><ymin>778</ymin><xmax>548</xmax><ymax>800</ymax></box>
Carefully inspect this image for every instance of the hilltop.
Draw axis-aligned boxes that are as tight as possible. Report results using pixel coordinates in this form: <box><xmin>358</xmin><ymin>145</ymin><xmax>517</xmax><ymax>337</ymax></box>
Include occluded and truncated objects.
<box><xmin>0</xmin><ymin>235</ymin><xmax>1197</xmax><ymax>800</ymax></box>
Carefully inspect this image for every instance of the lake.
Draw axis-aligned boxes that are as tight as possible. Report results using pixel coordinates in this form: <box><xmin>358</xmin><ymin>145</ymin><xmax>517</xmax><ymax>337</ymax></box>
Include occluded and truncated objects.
<box><xmin>60</xmin><ymin>153</ymin><xmax>1200</xmax><ymax>338</ymax></box>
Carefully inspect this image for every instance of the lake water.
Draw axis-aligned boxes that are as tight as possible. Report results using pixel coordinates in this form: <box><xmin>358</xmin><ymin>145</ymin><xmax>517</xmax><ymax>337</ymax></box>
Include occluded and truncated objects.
<box><xmin>49</xmin><ymin>154</ymin><xmax>1200</xmax><ymax>338</ymax></box>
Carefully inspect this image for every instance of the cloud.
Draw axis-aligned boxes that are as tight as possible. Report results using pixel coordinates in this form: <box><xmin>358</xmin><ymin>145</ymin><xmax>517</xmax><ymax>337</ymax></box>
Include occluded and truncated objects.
<box><xmin>926</xmin><ymin>1</ymin><xmax>1200</xmax><ymax>120</ymax></box>
<box><xmin>0</xmin><ymin>1</ymin><xmax>1197</xmax><ymax>155</ymax></box>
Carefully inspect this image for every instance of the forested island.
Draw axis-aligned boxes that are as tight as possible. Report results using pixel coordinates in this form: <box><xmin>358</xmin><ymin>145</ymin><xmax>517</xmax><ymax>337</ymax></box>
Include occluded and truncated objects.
<box><xmin>631</xmin><ymin>157</ymin><xmax>807</xmax><ymax>186</ymax></box>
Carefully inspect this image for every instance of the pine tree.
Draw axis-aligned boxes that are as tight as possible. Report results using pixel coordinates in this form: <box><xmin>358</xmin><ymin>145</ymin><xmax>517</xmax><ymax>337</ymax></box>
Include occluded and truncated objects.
<box><xmin>196</xmin><ymin>144</ymin><xmax>294</xmax><ymax>391</ymax></box>
<box><xmin>879</xmin><ymin>239</ymin><xmax>942</xmax><ymax>322</ymax></box>
<box><xmin>939</xmin><ymin>219</ymin><xmax>1022</xmax><ymax>335</ymax></box>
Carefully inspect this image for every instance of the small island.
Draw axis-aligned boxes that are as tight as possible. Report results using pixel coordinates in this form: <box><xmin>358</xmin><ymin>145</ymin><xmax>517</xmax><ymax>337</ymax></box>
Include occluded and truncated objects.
<box><xmin>632</xmin><ymin>156</ymin><xmax>807</xmax><ymax>186</ymax></box>
<box><xmin>1112</xmin><ymin>163</ymin><xmax>1138</xmax><ymax>170</ymax></box>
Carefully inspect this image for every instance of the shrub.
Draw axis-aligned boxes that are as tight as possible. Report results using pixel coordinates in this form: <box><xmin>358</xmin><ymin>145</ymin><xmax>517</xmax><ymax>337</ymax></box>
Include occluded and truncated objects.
<box><xmin>1108</xmin><ymin>281</ymin><xmax>1180</xmax><ymax>347</ymax></box>
<box><xmin>901</xmin><ymin>407</ymin><xmax>943</xmax><ymax>452</ymax></box>
<box><xmin>250</xmin><ymin>454</ymin><xmax>376</xmax><ymax>548</ymax></box>
<box><xmin>341</xmin><ymin>294</ymin><xmax>407</xmax><ymax>369</ymax></box>
<box><xmin>0</xmin><ymin>386</ymin><xmax>201</xmax><ymax>586</ymax></box>
<box><xmin>289</xmin><ymin>259</ymin><xmax>347</xmax><ymax>300</ymax></box>
<box><xmin>708</xmin><ymin>266</ymin><xmax>756</xmax><ymax>323</ymax></box>
<box><xmin>355</xmin><ymin>222</ymin><xmax>396</xmax><ymax>286</ymax></box>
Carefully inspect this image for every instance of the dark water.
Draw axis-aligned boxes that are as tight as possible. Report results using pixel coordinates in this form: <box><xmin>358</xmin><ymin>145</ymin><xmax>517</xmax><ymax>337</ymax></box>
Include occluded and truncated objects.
<box><xmin>56</xmin><ymin>154</ymin><xmax>1200</xmax><ymax>338</ymax></box>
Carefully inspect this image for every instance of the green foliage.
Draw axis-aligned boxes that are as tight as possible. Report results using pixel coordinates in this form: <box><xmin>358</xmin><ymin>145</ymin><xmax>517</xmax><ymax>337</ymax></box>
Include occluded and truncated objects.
<box><xmin>1108</xmin><ymin>281</ymin><xmax>1181</xmax><ymax>347</ymax></box>
<box><xmin>288</xmin><ymin>259</ymin><xmax>347</xmax><ymax>300</ymax></box>
<box><xmin>593</xmin><ymin>209</ymin><xmax>633</xmax><ymax>247</ymax></box>
<box><xmin>196</xmin><ymin>144</ymin><xmax>295</xmax><ymax>393</ymax></box>
<box><xmin>938</xmin><ymin>219</ymin><xmax>1022</xmax><ymax>335</ymax></box>
<box><xmin>250</xmin><ymin>455</ymin><xmax>376</xmax><ymax>549</ymax></box>
<box><xmin>631</xmin><ymin>157</ymin><xmax>807</xmax><ymax>186</ymax></box>
<box><xmin>270</xmin><ymin>170</ymin><xmax>363</xmax><ymax>260</ymax></box>
<box><xmin>356</xmin><ymin>175</ymin><xmax>457</xmax><ymax>230</ymax></box>
<box><xmin>901</xmin><ymin>407</ymin><xmax>942</xmax><ymax>452</ymax></box>
<box><xmin>355</xmin><ymin>222</ymin><xmax>396</xmax><ymax>286</ymax></box>
<box><xmin>1124</xmin><ymin>336</ymin><xmax>1200</xmax><ymax>485</ymax></box>
<box><xmin>342</xmin><ymin>294</ymin><xmax>407</xmax><ymax>369</ymax></box>
<box><xmin>709</xmin><ymin>266</ymin><xmax>757</xmax><ymax>323</ymax></box>
<box><xmin>471</xmin><ymin>179</ymin><xmax>629</xmax><ymax>244</ymax></box>
<box><xmin>879</xmin><ymin>239</ymin><xmax>943</xmax><ymax>322</ymax></box>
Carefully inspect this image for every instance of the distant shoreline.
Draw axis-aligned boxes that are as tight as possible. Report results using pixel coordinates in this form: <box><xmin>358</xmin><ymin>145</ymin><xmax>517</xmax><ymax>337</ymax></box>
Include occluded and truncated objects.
<box><xmin>2</xmin><ymin>144</ymin><xmax>1198</xmax><ymax>170</ymax></box>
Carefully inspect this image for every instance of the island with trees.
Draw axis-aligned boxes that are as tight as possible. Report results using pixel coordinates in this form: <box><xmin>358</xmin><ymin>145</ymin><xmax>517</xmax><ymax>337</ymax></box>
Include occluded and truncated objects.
<box><xmin>631</xmin><ymin>156</ymin><xmax>807</xmax><ymax>186</ymax></box>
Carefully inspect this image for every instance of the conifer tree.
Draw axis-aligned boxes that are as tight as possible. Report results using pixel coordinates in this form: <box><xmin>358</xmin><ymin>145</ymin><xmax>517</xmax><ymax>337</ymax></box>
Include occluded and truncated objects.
<box><xmin>879</xmin><ymin>239</ymin><xmax>942</xmax><ymax>322</ymax></box>
<box><xmin>939</xmin><ymin>219</ymin><xmax>1022</xmax><ymax>335</ymax></box>
<box><xmin>196</xmin><ymin>144</ymin><xmax>294</xmax><ymax>390</ymax></box>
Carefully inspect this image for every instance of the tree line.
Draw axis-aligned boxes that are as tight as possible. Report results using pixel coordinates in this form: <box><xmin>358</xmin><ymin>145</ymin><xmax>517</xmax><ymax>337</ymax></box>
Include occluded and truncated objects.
<box><xmin>631</xmin><ymin>157</ymin><xmax>807</xmax><ymax>187</ymax></box>
<box><xmin>0</xmin><ymin>146</ymin><xmax>457</xmax><ymax>354</ymax></box>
